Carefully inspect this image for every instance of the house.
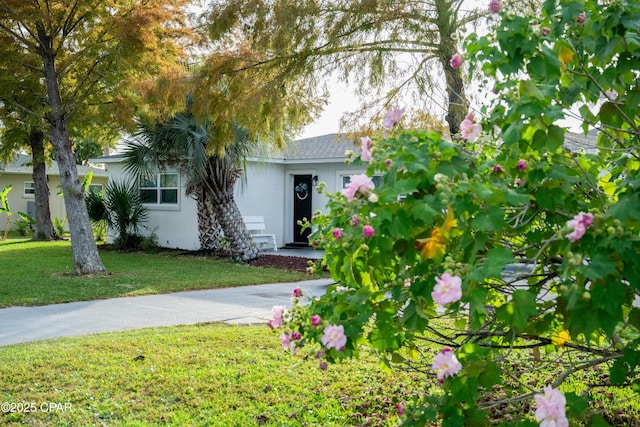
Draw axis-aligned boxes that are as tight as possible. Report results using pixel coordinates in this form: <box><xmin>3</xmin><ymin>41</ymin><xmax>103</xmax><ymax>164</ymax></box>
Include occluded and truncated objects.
<box><xmin>91</xmin><ymin>133</ymin><xmax>366</xmax><ymax>250</ymax></box>
<box><xmin>91</xmin><ymin>131</ymin><xmax>599</xmax><ymax>251</ymax></box>
<box><xmin>0</xmin><ymin>154</ymin><xmax>108</xmax><ymax>231</ymax></box>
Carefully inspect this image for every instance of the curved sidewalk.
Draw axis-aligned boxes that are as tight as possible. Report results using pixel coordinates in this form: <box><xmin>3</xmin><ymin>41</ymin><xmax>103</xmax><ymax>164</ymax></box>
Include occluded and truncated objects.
<box><xmin>0</xmin><ymin>278</ymin><xmax>334</xmax><ymax>347</ymax></box>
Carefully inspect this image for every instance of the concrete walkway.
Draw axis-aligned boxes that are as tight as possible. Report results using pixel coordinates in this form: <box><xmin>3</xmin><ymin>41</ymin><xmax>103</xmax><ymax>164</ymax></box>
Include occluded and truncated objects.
<box><xmin>0</xmin><ymin>278</ymin><xmax>334</xmax><ymax>347</ymax></box>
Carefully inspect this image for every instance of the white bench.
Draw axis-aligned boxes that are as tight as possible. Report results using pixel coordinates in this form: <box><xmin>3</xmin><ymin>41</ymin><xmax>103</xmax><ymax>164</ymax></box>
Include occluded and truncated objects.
<box><xmin>243</xmin><ymin>216</ymin><xmax>278</xmax><ymax>251</ymax></box>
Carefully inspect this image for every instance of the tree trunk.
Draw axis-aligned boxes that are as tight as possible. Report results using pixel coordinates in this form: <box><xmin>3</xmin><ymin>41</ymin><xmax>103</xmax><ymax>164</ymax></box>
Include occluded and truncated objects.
<box><xmin>202</xmin><ymin>156</ymin><xmax>258</xmax><ymax>261</ymax></box>
<box><xmin>435</xmin><ymin>0</ymin><xmax>469</xmax><ymax>136</ymax></box>
<box><xmin>38</xmin><ymin>26</ymin><xmax>105</xmax><ymax>274</ymax></box>
<box><xmin>194</xmin><ymin>186</ymin><xmax>224</xmax><ymax>251</ymax></box>
<box><xmin>30</xmin><ymin>130</ymin><xmax>59</xmax><ymax>241</ymax></box>
<box><xmin>214</xmin><ymin>193</ymin><xmax>259</xmax><ymax>261</ymax></box>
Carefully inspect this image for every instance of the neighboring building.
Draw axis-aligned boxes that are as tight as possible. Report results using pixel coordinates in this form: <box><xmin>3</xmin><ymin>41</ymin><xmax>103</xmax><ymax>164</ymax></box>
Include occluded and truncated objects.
<box><xmin>0</xmin><ymin>154</ymin><xmax>108</xmax><ymax>231</ymax></box>
<box><xmin>91</xmin><ymin>131</ymin><xmax>599</xmax><ymax>251</ymax></box>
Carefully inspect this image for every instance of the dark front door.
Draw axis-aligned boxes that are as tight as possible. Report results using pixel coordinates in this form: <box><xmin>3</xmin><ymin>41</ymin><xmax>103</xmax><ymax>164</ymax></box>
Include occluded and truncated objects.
<box><xmin>293</xmin><ymin>174</ymin><xmax>313</xmax><ymax>244</ymax></box>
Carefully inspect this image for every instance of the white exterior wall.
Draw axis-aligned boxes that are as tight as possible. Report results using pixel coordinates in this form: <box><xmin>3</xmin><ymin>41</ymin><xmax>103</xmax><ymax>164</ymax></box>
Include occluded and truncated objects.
<box><xmin>106</xmin><ymin>163</ymin><xmax>199</xmax><ymax>250</ymax></box>
<box><xmin>235</xmin><ymin>161</ymin><xmax>286</xmax><ymax>247</ymax></box>
<box><xmin>100</xmin><ymin>158</ymin><xmax>367</xmax><ymax>250</ymax></box>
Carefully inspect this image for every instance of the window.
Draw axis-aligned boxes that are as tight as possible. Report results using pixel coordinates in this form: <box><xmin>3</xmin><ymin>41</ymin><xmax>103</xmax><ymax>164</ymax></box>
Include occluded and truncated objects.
<box><xmin>88</xmin><ymin>184</ymin><xmax>103</xmax><ymax>194</ymax></box>
<box><xmin>24</xmin><ymin>182</ymin><xmax>35</xmax><ymax>196</ymax></box>
<box><xmin>140</xmin><ymin>173</ymin><xmax>179</xmax><ymax>206</ymax></box>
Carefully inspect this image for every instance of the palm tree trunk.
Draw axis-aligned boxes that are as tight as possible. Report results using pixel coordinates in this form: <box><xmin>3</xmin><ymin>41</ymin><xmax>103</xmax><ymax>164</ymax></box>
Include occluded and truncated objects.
<box><xmin>203</xmin><ymin>156</ymin><xmax>259</xmax><ymax>261</ymax></box>
<box><xmin>194</xmin><ymin>186</ymin><xmax>224</xmax><ymax>250</ymax></box>
<box><xmin>214</xmin><ymin>193</ymin><xmax>259</xmax><ymax>261</ymax></box>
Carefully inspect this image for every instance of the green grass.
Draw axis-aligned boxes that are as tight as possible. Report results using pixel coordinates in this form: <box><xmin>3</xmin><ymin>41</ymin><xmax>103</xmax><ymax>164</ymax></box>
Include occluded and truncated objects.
<box><xmin>0</xmin><ymin>239</ymin><xmax>309</xmax><ymax>307</ymax></box>
<box><xmin>0</xmin><ymin>324</ymin><xmax>430</xmax><ymax>426</ymax></box>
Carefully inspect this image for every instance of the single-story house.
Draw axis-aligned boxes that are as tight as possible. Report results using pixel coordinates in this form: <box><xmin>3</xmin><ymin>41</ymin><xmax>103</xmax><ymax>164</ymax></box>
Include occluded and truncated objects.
<box><xmin>91</xmin><ymin>133</ymin><xmax>366</xmax><ymax>250</ymax></box>
<box><xmin>0</xmin><ymin>154</ymin><xmax>109</xmax><ymax>231</ymax></box>
<box><xmin>91</xmin><ymin>131</ymin><xmax>599</xmax><ymax>251</ymax></box>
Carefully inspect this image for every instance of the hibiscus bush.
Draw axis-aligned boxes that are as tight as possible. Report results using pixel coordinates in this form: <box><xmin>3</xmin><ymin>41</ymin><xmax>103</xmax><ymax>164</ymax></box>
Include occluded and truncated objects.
<box><xmin>271</xmin><ymin>0</ymin><xmax>640</xmax><ymax>425</ymax></box>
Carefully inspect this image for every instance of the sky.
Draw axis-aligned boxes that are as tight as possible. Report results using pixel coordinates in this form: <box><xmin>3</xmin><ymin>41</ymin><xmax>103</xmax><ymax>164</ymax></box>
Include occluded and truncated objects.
<box><xmin>297</xmin><ymin>0</ymin><xmax>487</xmax><ymax>140</ymax></box>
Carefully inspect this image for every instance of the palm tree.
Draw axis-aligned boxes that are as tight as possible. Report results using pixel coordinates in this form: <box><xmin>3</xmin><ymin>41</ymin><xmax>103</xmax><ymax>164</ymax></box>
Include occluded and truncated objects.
<box><xmin>123</xmin><ymin>113</ymin><xmax>259</xmax><ymax>261</ymax></box>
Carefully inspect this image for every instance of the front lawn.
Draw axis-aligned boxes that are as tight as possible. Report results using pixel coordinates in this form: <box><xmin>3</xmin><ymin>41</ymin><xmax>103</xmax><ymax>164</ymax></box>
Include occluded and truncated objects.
<box><xmin>0</xmin><ymin>239</ymin><xmax>308</xmax><ymax>308</ymax></box>
<box><xmin>0</xmin><ymin>324</ymin><xmax>427</xmax><ymax>426</ymax></box>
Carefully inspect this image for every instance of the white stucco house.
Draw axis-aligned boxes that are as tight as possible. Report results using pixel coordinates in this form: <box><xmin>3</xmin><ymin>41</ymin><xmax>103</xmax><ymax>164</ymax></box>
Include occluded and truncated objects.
<box><xmin>91</xmin><ymin>130</ymin><xmax>599</xmax><ymax>250</ymax></box>
<box><xmin>91</xmin><ymin>133</ymin><xmax>366</xmax><ymax>250</ymax></box>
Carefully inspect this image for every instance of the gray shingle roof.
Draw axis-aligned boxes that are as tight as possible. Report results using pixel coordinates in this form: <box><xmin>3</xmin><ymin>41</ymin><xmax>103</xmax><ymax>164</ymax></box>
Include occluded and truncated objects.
<box><xmin>90</xmin><ymin>131</ymin><xmax>599</xmax><ymax>166</ymax></box>
<box><xmin>276</xmin><ymin>133</ymin><xmax>358</xmax><ymax>161</ymax></box>
<box><xmin>0</xmin><ymin>154</ymin><xmax>108</xmax><ymax>177</ymax></box>
<box><xmin>564</xmin><ymin>131</ymin><xmax>599</xmax><ymax>153</ymax></box>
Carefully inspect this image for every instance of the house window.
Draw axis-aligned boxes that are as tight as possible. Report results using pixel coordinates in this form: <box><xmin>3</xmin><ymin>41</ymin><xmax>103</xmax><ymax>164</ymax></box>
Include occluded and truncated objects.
<box><xmin>88</xmin><ymin>184</ymin><xmax>103</xmax><ymax>194</ymax></box>
<box><xmin>140</xmin><ymin>173</ymin><xmax>179</xmax><ymax>206</ymax></box>
<box><xmin>24</xmin><ymin>181</ymin><xmax>35</xmax><ymax>196</ymax></box>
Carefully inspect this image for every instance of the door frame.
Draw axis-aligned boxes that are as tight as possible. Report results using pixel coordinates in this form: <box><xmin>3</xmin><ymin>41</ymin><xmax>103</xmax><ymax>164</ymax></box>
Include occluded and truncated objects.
<box><xmin>284</xmin><ymin>169</ymin><xmax>317</xmax><ymax>244</ymax></box>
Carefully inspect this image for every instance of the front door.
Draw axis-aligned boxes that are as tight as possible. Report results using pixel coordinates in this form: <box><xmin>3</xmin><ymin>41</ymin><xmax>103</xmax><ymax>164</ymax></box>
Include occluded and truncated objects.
<box><xmin>293</xmin><ymin>174</ymin><xmax>313</xmax><ymax>244</ymax></box>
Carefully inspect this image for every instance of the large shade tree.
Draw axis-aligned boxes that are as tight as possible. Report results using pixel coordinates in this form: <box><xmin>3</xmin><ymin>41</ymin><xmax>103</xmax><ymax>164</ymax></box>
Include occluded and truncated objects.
<box><xmin>0</xmin><ymin>0</ymin><xmax>195</xmax><ymax>273</ymax></box>
<box><xmin>204</xmin><ymin>0</ymin><xmax>491</xmax><ymax>136</ymax></box>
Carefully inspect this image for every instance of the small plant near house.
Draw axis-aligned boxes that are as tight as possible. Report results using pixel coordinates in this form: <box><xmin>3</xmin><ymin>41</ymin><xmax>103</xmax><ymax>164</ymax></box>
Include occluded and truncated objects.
<box><xmin>13</xmin><ymin>212</ymin><xmax>35</xmax><ymax>236</ymax></box>
<box><xmin>0</xmin><ymin>185</ymin><xmax>13</xmax><ymax>240</ymax></box>
<box><xmin>85</xmin><ymin>180</ymin><xmax>149</xmax><ymax>250</ymax></box>
<box><xmin>53</xmin><ymin>217</ymin><xmax>67</xmax><ymax>238</ymax></box>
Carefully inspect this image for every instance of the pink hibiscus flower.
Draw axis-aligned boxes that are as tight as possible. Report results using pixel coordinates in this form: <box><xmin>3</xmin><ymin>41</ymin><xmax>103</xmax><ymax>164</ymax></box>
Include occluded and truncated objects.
<box><xmin>382</xmin><ymin>107</ymin><xmax>405</xmax><ymax>130</ymax></box>
<box><xmin>534</xmin><ymin>386</ymin><xmax>569</xmax><ymax>427</ymax></box>
<box><xmin>432</xmin><ymin>273</ymin><xmax>463</xmax><ymax>305</ymax></box>
<box><xmin>360</xmin><ymin>136</ymin><xmax>373</xmax><ymax>161</ymax></box>
<box><xmin>566</xmin><ymin>212</ymin><xmax>594</xmax><ymax>242</ymax></box>
<box><xmin>321</xmin><ymin>324</ymin><xmax>347</xmax><ymax>350</ymax></box>
<box><xmin>342</xmin><ymin>174</ymin><xmax>375</xmax><ymax>202</ymax></box>
<box><xmin>432</xmin><ymin>347</ymin><xmax>462</xmax><ymax>383</ymax></box>
<box><xmin>460</xmin><ymin>113</ymin><xmax>482</xmax><ymax>142</ymax></box>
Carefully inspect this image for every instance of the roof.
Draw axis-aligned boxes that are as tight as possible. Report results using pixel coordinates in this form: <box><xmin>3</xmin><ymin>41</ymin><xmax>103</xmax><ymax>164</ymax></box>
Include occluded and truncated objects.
<box><xmin>275</xmin><ymin>133</ymin><xmax>358</xmax><ymax>162</ymax></box>
<box><xmin>564</xmin><ymin>131</ymin><xmax>599</xmax><ymax>153</ymax></box>
<box><xmin>89</xmin><ymin>131</ymin><xmax>599</xmax><ymax>166</ymax></box>
<box><xmin>0</xmin><ymin>154</ymin><xmax>108</xmax><ymax>177</ymax></box>
<box><xmin>91</xmin><ymin>133</ymin><xmax>360</xmax><ymax>165</ymax></box>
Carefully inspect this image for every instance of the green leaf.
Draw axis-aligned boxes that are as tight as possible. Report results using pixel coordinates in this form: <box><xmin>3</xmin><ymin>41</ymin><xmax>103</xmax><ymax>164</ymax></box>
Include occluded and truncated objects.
<box><xmin>482</xmin><ymin>247</ymin><xmax>516</xmax><ymax>278</ymax></box>
<box><xmin>599</xmin><ymin>101</ymin><xmax>624</xmax><ymax>128</ymax></box>
<box><xmin>587</xmin><ymin>414</ymin><xmax>612</xmax><ymax>427</ymax></box>
<box><xmin>610</xmin><ymin>358</ymin><xmax>628</xmax><ymax>385</ymax></box>
<box><xmin>471</xmin><ymin>205</ymin><xmax>505</xmax><ymax>231</ymax></box>
<box><xmin>495</xmin><ymin>290</ymin><xmax>537</xmax><ymax>330</ymax></box>
<box><xmin>565</xmin><ymin>392</ymin><xmax>590</xmax><ymax>418</ymax></box>
<box><xmin>477</xmin><ymin>360</ymin><xmax>502</xmax><ymax>389</ymax></box>
<box><xmin>607</xmin><ymin>192</ymin><xmax>640</xmax><ymax>221</ymax></box>
<box><xmin>520</xmin><ymin>79</ymin><xmax>544</xmax><ymax>100</ymax></box>
<box><xmin>580</xmin><ymin>253</ymin><xmax>618</xmax><ymax>281</ymax></box>
<box><xmin>547</xmin><ymin>125</ymin><xmax>565</xmax><ymax>152</ymax></box>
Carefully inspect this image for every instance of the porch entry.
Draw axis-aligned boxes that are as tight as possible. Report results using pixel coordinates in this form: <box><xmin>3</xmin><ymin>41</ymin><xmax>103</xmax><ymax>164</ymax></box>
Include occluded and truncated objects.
<box><xmin>292</xmin><ymin>174</ymin><xmax>313</xmax><ymax>244</ymax></box>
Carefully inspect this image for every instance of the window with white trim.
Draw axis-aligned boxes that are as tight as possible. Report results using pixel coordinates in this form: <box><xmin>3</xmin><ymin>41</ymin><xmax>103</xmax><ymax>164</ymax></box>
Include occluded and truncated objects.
<box><xmin>88</xmin><ymin>184</ymin><xmax>103</xmax><ymax>194</ymax></box>
<box><xmin>24</xmin><ymin>181</ymin><xmax>35</xmax><ymax>196</ymax></box>
<box><xmin>139</xmin><ymin>173</ymin><xmax>179</xmax><ymax>206</ymax></box>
